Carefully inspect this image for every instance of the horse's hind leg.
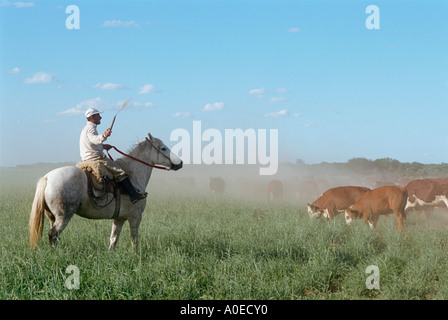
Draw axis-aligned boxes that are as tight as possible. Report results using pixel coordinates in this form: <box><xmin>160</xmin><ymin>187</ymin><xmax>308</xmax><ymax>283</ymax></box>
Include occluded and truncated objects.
<box><xmin>129</xmin><ymin>215</ymin><xmax>142</xmax><ymax>250</ymax></box>
<box><xmin>48</xmin><ymin>214</ymin><xmax>73</xmax><ymax>247</ymax></box>
<box><xmin>45</xmin><ymin>210</ymin><xmax>56</xmax><ymax>229</ymax></box>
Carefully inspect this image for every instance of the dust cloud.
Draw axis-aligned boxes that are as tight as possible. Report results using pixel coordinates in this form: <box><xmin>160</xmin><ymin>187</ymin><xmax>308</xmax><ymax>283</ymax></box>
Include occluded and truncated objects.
<box><xmin>148</xmin><ymin>161</ymin><xmax>448</xmax><ymax>229</ymax></box>
<box><xmin>149</xmin><ymin>162</ymin><xmax>380</xmax><ymax>204</ymax></box>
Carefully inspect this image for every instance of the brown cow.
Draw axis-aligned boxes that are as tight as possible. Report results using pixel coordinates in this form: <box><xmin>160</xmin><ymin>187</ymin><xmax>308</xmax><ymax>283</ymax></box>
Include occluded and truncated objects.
<box><xmin>405</xmin><ymin>178</ymin><xmax>448</xmax><ymax>215</ymax></box>
<box><xmin>267</xmin><ymin>179</ymin><xmax>283</xmax><ymax>200</ymax></box>
<box><xmin>345</xmin><ymin>185</ymin><xmax>408</xmax><ymax>232</ymax></box>
<box><xmin>307</xmin><ymin>186</ymin><xmax>370</xmax><ymax>220</ymax></box>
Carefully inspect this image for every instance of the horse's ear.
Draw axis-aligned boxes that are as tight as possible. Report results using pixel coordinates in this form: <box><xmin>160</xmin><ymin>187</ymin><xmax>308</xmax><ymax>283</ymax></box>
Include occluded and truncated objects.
<box><xmin>147</xmin><ymin>133</ymin><xmax>153</xmax><ymax>141</ymax></box>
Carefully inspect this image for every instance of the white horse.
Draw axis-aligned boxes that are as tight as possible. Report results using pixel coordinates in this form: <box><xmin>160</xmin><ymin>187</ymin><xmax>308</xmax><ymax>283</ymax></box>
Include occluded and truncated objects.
<box><xmin>29</xmin><ymin>133</ymin><xmax>183</xmax><ymax>250</ymax></box>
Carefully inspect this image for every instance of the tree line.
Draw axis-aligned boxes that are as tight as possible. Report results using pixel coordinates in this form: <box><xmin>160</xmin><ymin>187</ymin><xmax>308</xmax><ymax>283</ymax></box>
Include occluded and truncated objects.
<box><xmin>294</xmin><ymin>157</ymin><xmax>448</xmax><ymax>179</ymax></box>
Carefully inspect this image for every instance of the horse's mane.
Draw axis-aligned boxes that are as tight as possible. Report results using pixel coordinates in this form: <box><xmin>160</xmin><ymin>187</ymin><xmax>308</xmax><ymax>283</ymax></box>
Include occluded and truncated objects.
<box><xmin>115</xmin><ymin>137</ymin><xmax>159</xmax><ymax>170</ymax></box>
<box><xmin>127</xmin><ymin>139</ymin><xmax>148</xmax><ymax>158</ymax></box>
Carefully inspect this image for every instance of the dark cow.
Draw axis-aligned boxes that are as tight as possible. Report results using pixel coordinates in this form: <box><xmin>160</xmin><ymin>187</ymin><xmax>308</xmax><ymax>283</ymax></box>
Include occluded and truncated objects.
<box><xmin>209</xmin><ymin>177</ymin><xmax>225</xmax><ymax>195</ymax></box>
<box><xmin>267</xmin><ymin>179</ymin><xmax>283</xmax><ymax>200</ymax></box>
<box><xmin>345</xmin><ymin>185</ymin><xmax>408</xmax><ymax>232</ymax></box>
<box><xmin>307</xmin><ymin>186</ymin><xmax>370</xmax><ymax>220</ymax></box>
<box><xmin>405</xmin><ymin>178</ymin><xmax>448</xmax><ymax>215</ymax></box>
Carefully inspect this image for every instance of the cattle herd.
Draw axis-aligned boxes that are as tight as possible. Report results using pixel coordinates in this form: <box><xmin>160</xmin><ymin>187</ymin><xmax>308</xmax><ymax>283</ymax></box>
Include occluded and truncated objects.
<box><xmin>152</xmin><ymin>172</ymin><xmax>448</xmax><ymax>233</ymax></box>
<box><xmin>248</xmin><ymin>176</ymin><xmax>448</xmax><ymax>232</ymax></box>
<box><xmin>307</xmin><ymin>178</ymin><xmax>448</xmax><ymax>232</ymax></box>
<box><xmin>211</xmin><ymin>177</ymin><xmax>448</xmax><ymax>232</ymax></box>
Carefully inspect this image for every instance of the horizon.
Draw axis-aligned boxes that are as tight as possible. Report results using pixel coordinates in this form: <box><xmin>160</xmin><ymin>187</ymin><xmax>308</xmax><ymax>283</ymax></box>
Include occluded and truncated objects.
<box><xmin>1</xmin><ymin>0</ymin><xmax>447</xmax><ymax>169</ymax></box>
<box><xmin>3</xmin><ymin>156</ymin><xmax>447</xmax><ymax>169</ymax></box>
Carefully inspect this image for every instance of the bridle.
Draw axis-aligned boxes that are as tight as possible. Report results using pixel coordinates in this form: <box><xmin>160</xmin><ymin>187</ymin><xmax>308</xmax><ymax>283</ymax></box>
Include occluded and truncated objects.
<box><xmin>106</xmin><ymin>138</ymin><xmax>171</xmax><ymax>171</ymax></box>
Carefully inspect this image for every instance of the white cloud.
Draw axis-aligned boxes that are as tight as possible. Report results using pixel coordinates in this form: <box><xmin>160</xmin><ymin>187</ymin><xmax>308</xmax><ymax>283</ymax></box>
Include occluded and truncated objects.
<box><xmin>264</xmin><ymin>109</ymin><xmax>288</xmax><ymax>118</ymax></box>
<box><xmin>7</xmin><ymin>67</ymin><xmax>21</xmax><ymax>74</ymax></box>
<box><xmin>57</xmin><ymin>107</ymin><xmax>85</xmax><ymax>116</ymax></box>
<box><xmin>57</xmin><ymin>98</ymin><xmax>159</xmax><ymax>117</ymax></box>
<box><xmin>138</xmin><ymin>84</ymin><xmax>156</xmax><ymax>94</ymax></box>
<box><xmin>132</xmin><ymin>101</ymin><xmax>156</xmax><ymax>109</ymax></box>
<box><xmin>57</xmin><ymin>97</ymin><xmax>107</xmax><ymax>116</ymax></box>
<box><xmin>275</xmin><ymin>88</ymin><xmax>288</xmax><ymax>93</ymax></box>
<box><xmin>23</xmin><ymin>72</ymin><xmax>52</xmax><ymax>84</ymax></box>
<box><xmin>248</xmin><ymin>87</ymin><xmax>267</xmax><ymax>95</ymax></box>
<box><xmin>102</xmin><ymin>20</ymin><xmax>140</xmax><ymax>28</ymax></box>
<box><xmin>270</xmin><ymin>97</ymin><xmax>288</xmax><ymax>103</ymax></box>
<box><xmin>288</xmin><ymin>27</ymin><xmax>301</xmax><ymax>33</ymax></box>
<box><xmin>93</xmin><ymin>83</ymin><xmax>126</xmax><ymax>90</ymax></box>
<box><xmin>203</xmin><ymin>102</ymin><xmax>225</xmax><ymax>112</ymax></box>
<box><xmin>0</xmin><ymin>1</ymin><xmax>35</xmax><ymax>8</ymax></box>
<box><xmin>12</xmin><ymin>1</ymin><xmax>33</xmax><ymax>7</ymax></box>
<box><xmin>172</xmin><ymin>112</ymin><xmax>192</xmax><ymax>118</ymax></box>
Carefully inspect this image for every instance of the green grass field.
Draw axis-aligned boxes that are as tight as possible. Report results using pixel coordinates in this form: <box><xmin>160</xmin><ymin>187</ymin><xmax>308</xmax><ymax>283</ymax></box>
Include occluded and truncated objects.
<box><xmin>1</xmin><ymin>166</ymin><xmax>448</xmax><ymax>300</ymax></box>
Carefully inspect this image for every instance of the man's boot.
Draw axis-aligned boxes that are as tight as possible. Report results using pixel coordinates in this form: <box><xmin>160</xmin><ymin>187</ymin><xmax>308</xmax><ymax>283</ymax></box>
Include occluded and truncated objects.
<box><xmin>119</xmin><ymin>177</ymin><xmax>147</xmax><ymax>203</ymax></box>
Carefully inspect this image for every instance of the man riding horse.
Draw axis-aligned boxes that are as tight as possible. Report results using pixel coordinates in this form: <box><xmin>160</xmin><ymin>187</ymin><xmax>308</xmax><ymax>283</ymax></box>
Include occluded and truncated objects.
<box><xmin>80</xmin><ymin>107</ymin><xmax>147</xmax><ymax>203</ymax></box>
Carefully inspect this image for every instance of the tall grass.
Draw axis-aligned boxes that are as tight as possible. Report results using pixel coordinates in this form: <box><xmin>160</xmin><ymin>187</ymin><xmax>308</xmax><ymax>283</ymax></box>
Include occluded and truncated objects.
<box><xmin>1</xmin><ymin>185</ymin><xmax>448</xmax><ymax>300</ymax></box>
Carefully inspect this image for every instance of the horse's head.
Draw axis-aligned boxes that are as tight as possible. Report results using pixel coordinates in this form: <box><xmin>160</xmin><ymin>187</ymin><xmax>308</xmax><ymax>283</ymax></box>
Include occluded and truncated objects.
<box><xmin>146</xmin><ymin>133</ymin><xmax>183</xmax><ymax>171</ymax></box>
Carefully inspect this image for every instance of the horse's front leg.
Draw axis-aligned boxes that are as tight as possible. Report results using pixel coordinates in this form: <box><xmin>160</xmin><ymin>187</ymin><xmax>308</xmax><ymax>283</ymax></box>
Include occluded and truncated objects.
<box><xmin>109</xmin><ymin>219</ymin><xmax>125</xmax><ymax>250</ymax></box>
<box><xmin>129</xmin><ymin>215</ymin><xmax>142</xmax><ymax>250</ymax></box>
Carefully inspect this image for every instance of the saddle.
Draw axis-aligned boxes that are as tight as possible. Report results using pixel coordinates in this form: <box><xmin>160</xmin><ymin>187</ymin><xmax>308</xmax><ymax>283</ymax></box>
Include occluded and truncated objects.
<box><xmin>76</xmin><ymin>160</ymin><xmax>121</xmax><ymax>219</ymax></box>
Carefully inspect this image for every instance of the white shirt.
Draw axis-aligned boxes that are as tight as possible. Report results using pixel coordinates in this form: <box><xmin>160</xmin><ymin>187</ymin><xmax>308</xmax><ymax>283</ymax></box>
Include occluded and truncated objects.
<box><xmin>79</xmin><ymin>121</ymin><xmax>107</xmax><ymax>161</ymax></box>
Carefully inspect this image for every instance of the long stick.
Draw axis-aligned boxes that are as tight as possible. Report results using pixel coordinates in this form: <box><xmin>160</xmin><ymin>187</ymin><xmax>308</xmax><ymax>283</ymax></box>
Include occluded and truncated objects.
<box><xmin>108</xmin><ymin>99</ymin><xmax>131</xmax><ymax>131</ymax></box>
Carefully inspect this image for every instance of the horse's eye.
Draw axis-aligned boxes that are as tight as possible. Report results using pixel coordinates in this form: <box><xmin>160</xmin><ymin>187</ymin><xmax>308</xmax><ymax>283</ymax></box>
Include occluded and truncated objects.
<box><xmin>161</xmin><ymin>147</ymin><xmax>167</xmax><ymax>152</ymax></box>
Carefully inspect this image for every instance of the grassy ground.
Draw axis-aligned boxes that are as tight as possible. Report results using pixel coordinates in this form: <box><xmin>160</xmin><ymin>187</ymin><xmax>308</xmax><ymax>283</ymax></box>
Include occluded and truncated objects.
<box><xmin>1</xmin><ymin>178</ymin><xmax>448</xmax><ymax>300</ymax></box>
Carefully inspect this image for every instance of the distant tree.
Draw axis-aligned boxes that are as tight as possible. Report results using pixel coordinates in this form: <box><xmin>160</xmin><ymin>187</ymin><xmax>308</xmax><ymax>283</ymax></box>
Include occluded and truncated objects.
<box><xmin>373</xmin><ymin>158</ymin><xmax>405</xmax><ymax>179</ymax></box>
<box><xmin>406</xmin><ymin>162</ymin><xmax>425</xmax><ymax>177</ymax></box>
<box><xmin>347</xmin><ymin>158</ymin><xmax>373</xmax><ymax>174</ymax></box>
<box><xmin>292</xmin><ymin>157</ymin><xmax>447</xmax><ymax>179</ymax></box>
<box><xmin>295</xmin><ymin>159</ymin><xmax>306</xmax><ymax>167</ymax></box>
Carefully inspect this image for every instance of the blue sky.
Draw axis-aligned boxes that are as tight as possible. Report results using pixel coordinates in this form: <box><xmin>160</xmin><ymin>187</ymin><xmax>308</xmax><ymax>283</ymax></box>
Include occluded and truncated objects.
<box><xmin>1</xmin><ymin>0</ymin><xmax>447</xmax><ymax>167</ymax></box>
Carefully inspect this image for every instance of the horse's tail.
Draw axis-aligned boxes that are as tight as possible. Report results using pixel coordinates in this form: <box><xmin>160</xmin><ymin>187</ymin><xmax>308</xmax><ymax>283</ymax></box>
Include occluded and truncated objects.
<box><xmin>29</xmin><ymin>176</ymin><xmax>48</xmax><ymax>249</ymax></box>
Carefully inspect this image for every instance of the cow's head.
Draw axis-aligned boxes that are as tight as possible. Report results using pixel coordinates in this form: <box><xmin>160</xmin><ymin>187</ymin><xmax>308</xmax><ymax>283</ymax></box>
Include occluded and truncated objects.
<box><xmin>344</xmin><ymin>207</ymin><xmax>360</xmax><ymax>225</ymax></box>
<box><xmin>307</xmin><ymin>204</ymin><xmax>328</xmax><ymax>219</ymax></box>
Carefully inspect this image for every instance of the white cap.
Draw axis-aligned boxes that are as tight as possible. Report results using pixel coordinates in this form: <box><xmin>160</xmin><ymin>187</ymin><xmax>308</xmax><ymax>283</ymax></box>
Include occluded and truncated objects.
<box><xmin>85</xmin><ymin>108</ymin><xmax>103</xmax><ymax>118</ymax></box>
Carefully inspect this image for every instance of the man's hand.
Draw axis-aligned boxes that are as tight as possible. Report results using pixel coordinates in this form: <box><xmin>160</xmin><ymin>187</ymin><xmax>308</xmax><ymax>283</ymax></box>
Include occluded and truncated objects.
<box><xmin>103</xmin><ymin>144</ymin><xmax>112</xmax><ymax>151</ymax></box>
<box><xmin>104</xmin><ymin>128</ymin><xmax>112</xmax><ymax>138</ymax></box>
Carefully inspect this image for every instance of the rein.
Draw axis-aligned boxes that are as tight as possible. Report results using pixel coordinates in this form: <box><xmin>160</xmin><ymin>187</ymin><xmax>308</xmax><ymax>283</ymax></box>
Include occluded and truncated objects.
<box><xmin>106</xmin><ymin>146</ymin><xmax>170</xmax><ymax>171</ymax></box>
